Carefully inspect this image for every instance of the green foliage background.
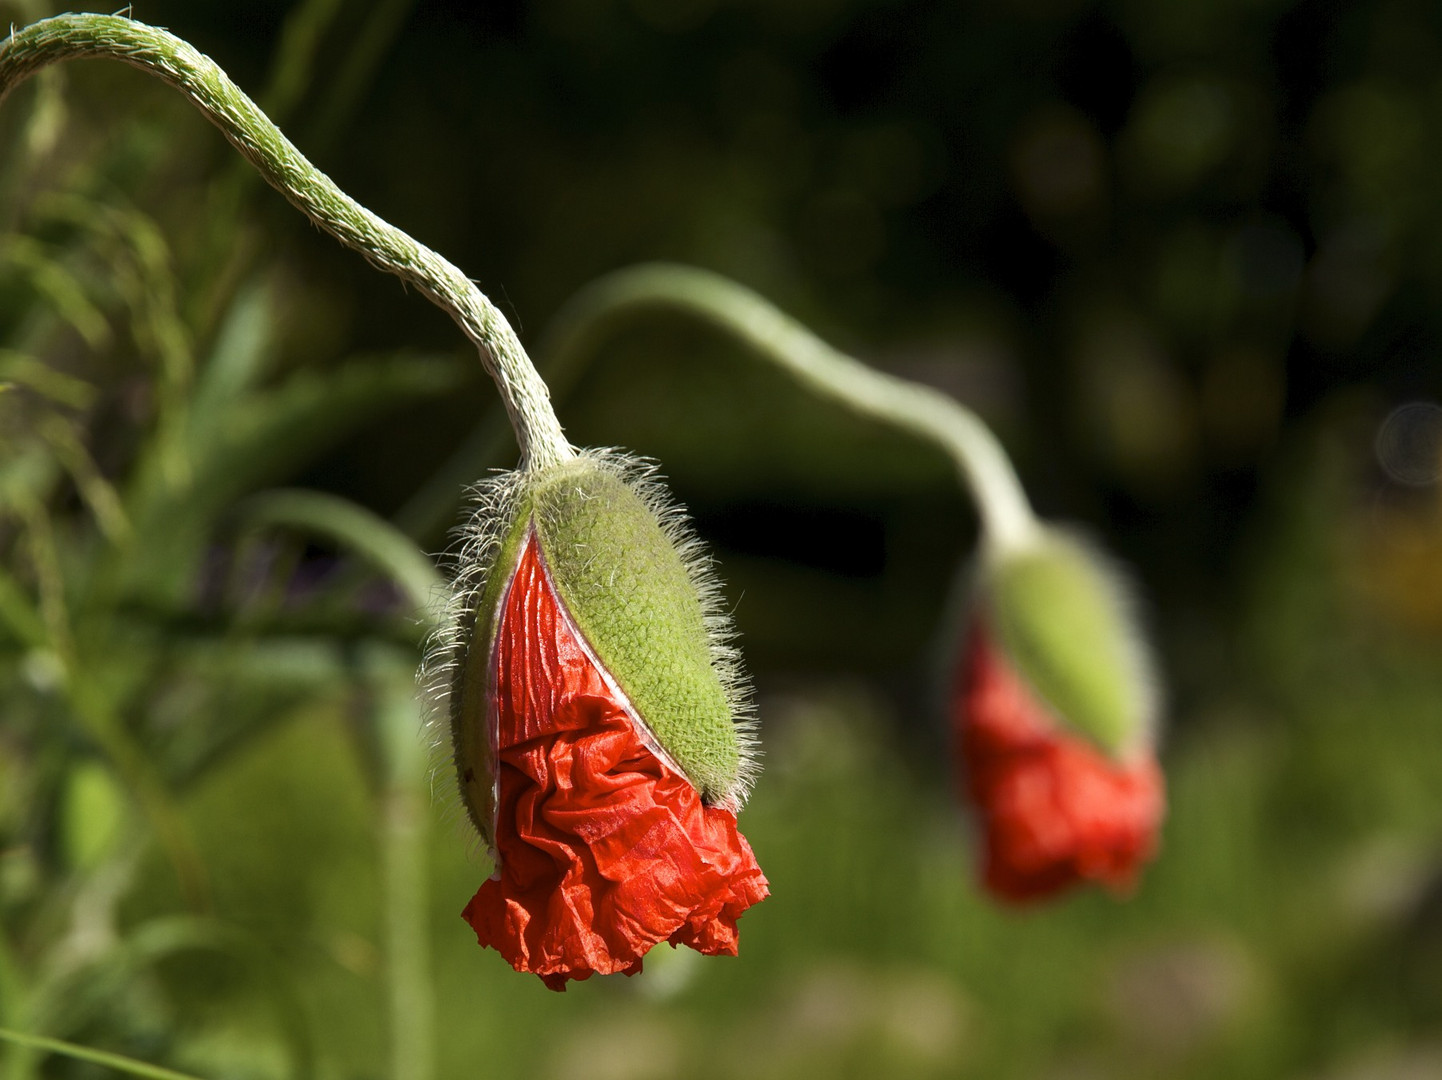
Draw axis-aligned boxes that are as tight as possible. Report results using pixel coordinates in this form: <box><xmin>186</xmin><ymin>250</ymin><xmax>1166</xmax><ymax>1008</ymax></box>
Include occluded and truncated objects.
<box><xmin>3</xmin><ymin>0</ymin><xmax>1442</xmax><ymax>1078</ymax></box>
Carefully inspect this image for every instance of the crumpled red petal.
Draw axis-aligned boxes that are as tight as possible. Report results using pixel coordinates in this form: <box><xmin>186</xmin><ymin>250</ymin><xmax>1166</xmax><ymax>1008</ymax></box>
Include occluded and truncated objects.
<box><xmin>462</xmin><ymin>532</ymin><xmax>768</xmax><ymax>990</ymax></box>
<box><xmin>953</xmin><ymin>622</ymin><xmax>1164</xmax><ymax>903</ymax></box>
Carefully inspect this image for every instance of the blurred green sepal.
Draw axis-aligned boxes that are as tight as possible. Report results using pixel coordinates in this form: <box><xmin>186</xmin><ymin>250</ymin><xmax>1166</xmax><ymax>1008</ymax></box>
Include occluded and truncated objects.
<box><xmin>62</xmin><ymin>759</ymin><xmax>130</xmax><ymax>870</ymax></box>
<box><xmin>985</xmin><ymin>529</ymin><xmax>1160</xmax><ymax>756</ymax></box>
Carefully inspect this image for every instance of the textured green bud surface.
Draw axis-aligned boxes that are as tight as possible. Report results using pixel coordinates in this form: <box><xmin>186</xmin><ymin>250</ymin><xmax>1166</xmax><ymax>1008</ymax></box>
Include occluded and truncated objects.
<box><xmin>449</xmin><ymin>456</ymin><xmax>746</xmax><ymax>847</ymax></box>
<box><xmin>531</xmin><ymin>460</ymin><xmax>741</xmax><ymax>803</ymax></box>
<box><xmin>989</xmin><ymin>534</ymin><xmax>1149</xmax><ymax>755</ymax></box>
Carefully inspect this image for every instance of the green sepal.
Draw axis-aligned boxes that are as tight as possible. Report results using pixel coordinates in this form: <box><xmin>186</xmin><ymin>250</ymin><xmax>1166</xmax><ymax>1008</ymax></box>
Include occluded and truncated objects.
<box><xmin>529</xmin><ymin>459</ymin><xmax>742</xmax><ymax>805</ymax></box>
<box><xmin>450</xmin><ymin>480</ymin><xmax>532</xmax><ymax>850</ymax></box>
<box><xmin>987</xmin><ymin>532</ymin><xmax>1154</xmax><ymax>755</ymax></box>
<box><xmin>447</xmin><ymin>454</ymin><xmax>748</xmax><ymax>851</ymax></box>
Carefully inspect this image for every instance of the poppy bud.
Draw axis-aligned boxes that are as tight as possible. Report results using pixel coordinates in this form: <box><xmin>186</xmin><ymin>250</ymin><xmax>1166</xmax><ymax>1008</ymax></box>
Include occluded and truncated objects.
<box><xmin>952</xmin><ymin>530</ymin><xmax>1165</xmax><ymax>902</ymax></box>
<box><xmin>430</xmin><ymin>451</ymin><xmax>767</xmax><ymax>989</ymax></box>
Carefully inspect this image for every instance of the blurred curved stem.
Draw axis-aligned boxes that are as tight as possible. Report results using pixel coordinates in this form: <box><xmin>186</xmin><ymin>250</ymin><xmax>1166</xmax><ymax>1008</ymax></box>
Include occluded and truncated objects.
<box><xmin>237</xmin><ymin>489</ymin><xmax>446</xmax><ymax>619</ymax></box>
<box><xmin>0</xmin><ymin>13</ymin><xmax>571</xmax><ymax>472</ymax></box>
<box><xmin>541</xmin><ymin>263</ymin><xmax>1041</xmax><ymax>552</ymax></box>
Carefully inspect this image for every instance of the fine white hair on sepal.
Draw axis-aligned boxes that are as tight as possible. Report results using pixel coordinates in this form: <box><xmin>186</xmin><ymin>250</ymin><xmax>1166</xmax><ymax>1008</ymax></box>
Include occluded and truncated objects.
<box><xmin>574</xmin><ymin>447</ymin><xmax>762</xmax><ymax>806</ymax></box>
<box><xmin>417</xmin><ymin>464</ymin><xmax>528</xmax><ymax>850</ymax></box>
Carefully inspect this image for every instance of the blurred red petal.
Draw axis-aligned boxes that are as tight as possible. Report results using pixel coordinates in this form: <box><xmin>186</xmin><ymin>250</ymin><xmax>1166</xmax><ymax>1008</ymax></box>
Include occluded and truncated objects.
<box><xmin>953</xmin><ymin>622</ymin><xmax>1164</xmax><ymax>903</ymax></box>
<box><xmin>462</xmin><ymin>532</ymin><xmax>768</xmax><ymax>989</ymax></box>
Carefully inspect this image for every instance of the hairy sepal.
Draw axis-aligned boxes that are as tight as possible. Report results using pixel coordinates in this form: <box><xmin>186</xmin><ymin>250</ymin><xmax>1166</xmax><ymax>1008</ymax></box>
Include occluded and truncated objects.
<box><xmin>424</xmin><ymin>450</ymin><xmax>757</xmax><ymax>850</ymax></box>
<box><xmin>984</xmin><ymin>529</ymin><xmax>1159</xmax><ymax>757</ymax></box>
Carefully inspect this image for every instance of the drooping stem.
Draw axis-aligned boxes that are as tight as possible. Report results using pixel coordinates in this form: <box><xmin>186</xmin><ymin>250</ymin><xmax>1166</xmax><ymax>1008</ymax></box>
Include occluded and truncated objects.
<box><xmin>541</xmin><ymin>263</ymin><xmax>1041</xmax><ymax>553</ymax></box>
<box><xmin>0</xmin><ymin>14</ymin><xmax>572</xmax><ymax>472</ymax></box>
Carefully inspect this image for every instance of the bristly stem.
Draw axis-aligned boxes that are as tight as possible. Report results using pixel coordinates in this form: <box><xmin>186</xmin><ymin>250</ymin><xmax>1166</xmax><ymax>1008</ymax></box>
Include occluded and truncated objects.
<box><xmin>541</xmin><ymin>263</ymin><xmax>1042</xmax><ymax>553</ymax></box>
<box><xmin>0</xmin><ymin>13</ymin><xmax>573</xmax><ymax>472</ymax></box>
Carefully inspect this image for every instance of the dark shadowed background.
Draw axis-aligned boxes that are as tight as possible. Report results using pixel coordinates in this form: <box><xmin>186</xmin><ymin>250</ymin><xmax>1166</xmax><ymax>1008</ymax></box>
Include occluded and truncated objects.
<box><xmin>2</xmin><ymin>0</ymin><xmax>1442</xmax><ymax>1078</ymax></box>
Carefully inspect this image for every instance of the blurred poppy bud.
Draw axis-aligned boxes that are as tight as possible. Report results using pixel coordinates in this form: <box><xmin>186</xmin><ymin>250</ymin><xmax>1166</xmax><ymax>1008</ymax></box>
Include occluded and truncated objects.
<box><xmin>951</xmin><ymin>530</ymin><xmax>1165</xmax><ymax>902</ymax></box>
<box><xmin>428</xmin><ymin>451</ymin><xmax>766</xmax><ymax>989</ymax></box>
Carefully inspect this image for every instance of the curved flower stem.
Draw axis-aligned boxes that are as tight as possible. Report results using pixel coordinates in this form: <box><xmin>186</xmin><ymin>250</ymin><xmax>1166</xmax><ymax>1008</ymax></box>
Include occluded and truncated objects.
<box><xmin>541</xmin><ymin>263</ymin><xmax>1042</xmax><ymax>553</ymax></box>
<box><xmin>0</xmin><ymin>14</ymin><xmax>572</xmax><ymax>472</ymax></box>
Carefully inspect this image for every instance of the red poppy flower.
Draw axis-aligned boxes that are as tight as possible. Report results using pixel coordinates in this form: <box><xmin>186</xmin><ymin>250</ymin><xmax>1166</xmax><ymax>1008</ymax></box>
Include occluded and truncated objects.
<box><xmin>953</xmin><ymin>621</ymin><xmax>1164</xmax><ymax>903</ymax></box>
<box><xmin>462</xmin><ymin>530</ymin><xmax>769</xmax><ymax>989</ymax></box>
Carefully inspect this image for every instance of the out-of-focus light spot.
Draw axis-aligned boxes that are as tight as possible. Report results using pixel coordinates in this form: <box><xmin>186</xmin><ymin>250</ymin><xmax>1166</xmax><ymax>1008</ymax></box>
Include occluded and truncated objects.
<box><xmin>739</xmin><ymin>964</ymin><xmax>972</xmax><ymax>1073</ymax></box>
<box><xmin>1301</xmin><ymin>220</ymin><xmax>1395</xmax><ymax>350</ymax></box>
<box><xmin>627</xmin><ymin>0</ymin><xmax>719</xmax><ymax>33</ymax></box>
<box><xmin>547</xmin><ymin>1014</ymin><xmax>684</xmax><ymax>1080</ymax></box>
<box><xmin>840</xmin><ymin>121</ymin><xmax>944</xmax><ymax>208</ymax></box>
<box><xmin>1310</xmin><ymin>82</ymin><xmax>1424</xmax><ymax>212</ymax></box>
<box><xmin>1375</xmin><ymin>401</ymin><xmax>1442</xmax><ymax>487</ymax></box>
<box><xmin>1074</xmin><ymin>313</ymin><xmax>1198</xmax><ymax>489</ymax></box>
<box><xmin>1227</xmin><ymin>219</ymin><xmax>1304</xmax><ymax>305</ymax></box>
<box><xmin>1119</xmin><ymin>77</ymin><xmax>1238</xmax><ymax>195</ymax></box>
<box><xmin>798</xmin><ymin>188</ymin><xmax>886</xmax><ymax>277</ymax></box>
<box><xmin>1200</xmin><ymin>347</ymin><xmax>1284</xmax><ymax>462</ymax></box>
<box><xmin>1010</xmin><ymin>106</ymin><xmax>1107</xmax><ymax>225</ymax></box>
<box><xmin>1106</xmin><ymin>936</ymin><xmax>1258</xmax><ymax>1062</ymax></box>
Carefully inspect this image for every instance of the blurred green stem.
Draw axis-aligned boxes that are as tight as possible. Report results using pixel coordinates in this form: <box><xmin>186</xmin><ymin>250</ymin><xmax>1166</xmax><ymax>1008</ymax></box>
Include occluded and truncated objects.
<box><xmin>542</xmin><ymin>263</ymin><xmax>1041</xmax><ymax>552</ymax></box>
<box><xmin>240</xmin><ymin>491</ymin><xmax>442</xmax><ymax>1080</ymax></box>
<box><xmin>372</xmin><ymin>656</ymin><xmax>435</xmax><ymax>1080</ymax></box>
<box><xmin>0</xmin><ymin>13</ymin><xmax>571</xmax><ymax>472</ymax></box>
<box><xmin>0</xmin><ymin>928</ymin><xmax>32</xmax><ymax>1080</ymax></box>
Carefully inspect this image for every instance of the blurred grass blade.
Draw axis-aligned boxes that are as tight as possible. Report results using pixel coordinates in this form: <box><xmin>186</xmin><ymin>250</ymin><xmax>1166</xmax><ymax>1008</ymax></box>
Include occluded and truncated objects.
<box><xmin>392</xmin><ymin>407</ymin><xmax>512</xmax><ymax>544</ymax></box>
<box><xmin>239</xmin><ymin>489</ymin><xmax>444</xmax><ymax>619</ymax></box>
<box><xmin>123</xmin><ymin>354</ymin><xmax>464</xmax><ymax>599</ymax></box>
<box><xmin>260</xmin><ymin>0</ymin><xmax>347</xmax><ymax>122</ymax></box>
<box><xmin>0</xmin><ymin>349</ymin><xmax>96</xmax><ymax>408</ymax></box>
<box><xmin>309</xmin><ymin>0</ymin><xmax>418</xmax><ymax>151</ymax></box>
<box><xmin>13</xmin><ymin>493</ymin><xmax>71</xmax><ymax>658</ymax></box>
<box><xmin>35</xmin><ymin>193</ymin><xmax>193</xmax><ymax>398</ymax></box>
<box><xmin>189</xmin><ymin>281</ymin><xmax>276</xmax><ymax>423</ymax></box>
<box><xmin>37</xmin><ymin>412</ymin><xmax>130</xmax><ymax>543</ymax></box>
<box><xmin>1</xmin><ymin>236</ymin><xmax>111</xmax><ymax>348</ymax></box>
<box><xmin>186</xmin><ymin>354</ymin><xmax>464</xmax><ymax>510</ymax></box>
<box><xmin>123</xmin><ymin>918</ymin><xmax>316</xmax><ymax>1080</ymax></box>
<box><xmin>64</xmin><ymin>681</ymin><xmax>212</xmax><ymax>912</ymax></box>
<box><xmin>0</xmin><ymin>567</ymin><xmax>44</xmax><ymax>648</ymax></box>
<box><xmin>0</xmin><ymin>1028</ymin><xmax>206</xmax><ymax>1080</ymax></box>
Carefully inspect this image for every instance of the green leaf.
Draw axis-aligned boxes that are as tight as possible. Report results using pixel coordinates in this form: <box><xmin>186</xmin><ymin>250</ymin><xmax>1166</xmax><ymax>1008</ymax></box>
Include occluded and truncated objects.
<box><xmin>0</xmin><ymin>348</ymin><xmax>97</xmax><ymax>408</ymax></box>
<box><xmin>0</xmin><ymin>235</ymin><xmax>112</xmax><ymax>348</ymax></box>
<box><xmin>121</xmin><ymin>353</ymin><xmax>464</xmax><ymax>599</ymax></box>
<box><xmin>188</xmin><ymin>280</ymin><xmax>277</xmax><ymax>425</ymax></box>
<box><xmin>61</xmin><ymin>759</ymin><xmax>129</xmax><ymax>869</ymax></box>
<box><xmin>0</xmin><ymin>565</ymin><xmax>45</xmax><ymax>648</ymax></box>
